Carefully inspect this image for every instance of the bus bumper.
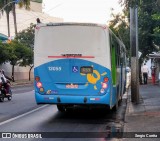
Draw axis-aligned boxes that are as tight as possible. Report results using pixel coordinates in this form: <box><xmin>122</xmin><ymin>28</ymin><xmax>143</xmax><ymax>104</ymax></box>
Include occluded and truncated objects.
<box><xmin>35</xmin><ymin>92</ymin><xmax>110</xmax><ymax>105</ymax></box>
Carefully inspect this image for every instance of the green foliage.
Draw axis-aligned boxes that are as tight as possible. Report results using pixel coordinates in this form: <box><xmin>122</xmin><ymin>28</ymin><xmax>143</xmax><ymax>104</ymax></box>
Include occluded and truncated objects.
<box><xmin>0</xmin><ymin>0</ymin><xmax>12</xmax><ymax>14</ymax></box>
<box><xmin>0</xmin><ymin>40</ymin><xmax>33</xmax><ymax>81</ymax></box>
<box><xmin>14</xmin><ymin>23</ymin><xmax>35</xmax><ymax>80</ymax></box>
<box><xmin>109</xmin><ymin>14</ymin><xmax>130</xmax><ymax>57</ymax></box>
<box><xmin>110</xmin><ymin>0</ymin><xmax>160</xmax><ymax>62</ymax></box>
<box><xmin>151</xmin><ymin>13</ymin><xmax>160</xmax><ymax>47</ymax></box>
<box><xmin>0</xmin><ymin>23</ymin><xmax>34</xmax><ymax>81</ymax></box>
<box><xmin>15</xmin><ymin>23</ymin><xmax>35</xmax><ymax>49</ymax></box>
<box><xmin>0</xmin><ymin>41</ymin><xmax>10</xmax><ymax>65</ymax></box>
<box><xmin>15</xmin><ymin>23</ymin><xmax>35</xmax><ymax>66</ymax></box>
<box><xmin>138</xmin><ymin>0</ymin><xmax>160</xmax><ymax>60</ymax></box>
<box><xmin>31</xmin><ymin>0</ymin><xmax>42</xmax><ymax>3</ymax></box>
<box><xmin>8</xmin><ymin>40</ymin><xmax>33</xmax><ymax>81</ymax></box>
<box><xmin>7</xmin><ymin>41</ymin><xmax>32</xmax><ymax>66</ymax></box>
<box><xmin>18</xmin><ymin>0</ymin><xmax>30</xmax><ymax>10</ymax></box>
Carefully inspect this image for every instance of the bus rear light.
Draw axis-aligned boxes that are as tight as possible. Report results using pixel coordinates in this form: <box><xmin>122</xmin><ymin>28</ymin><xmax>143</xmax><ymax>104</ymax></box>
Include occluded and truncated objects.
<box><xmin>39</xmin><ymin>87</ymin><xmax>44</xmax><ymax>92</ymax></box>
<box><xmin>102</xmin><ymin>83</ymin><xmax>107</xmax><ymax>89</ymax></box>
<box><xmin>90</xmin><ymin>98</ymin><xmax>100</xmax><ymax>101</ymax></box>
<box><xmin>37</xmin><ymin>82</ymin><xmax>42</xmax><ymax>88</ymax></box>
<box><xmin>35</xmin><ymin>76</ymin><xmax>40</xmax><ymax>82</ymax></box>
<box><xmin>100</xmin><ymin>89</ymin><xmax>105</xmax><ymax>94</ymax></box>
<box><xmin>103</xmin><ymin>77</ymin><xmax>109</xmax><ymax>83</ymax></box>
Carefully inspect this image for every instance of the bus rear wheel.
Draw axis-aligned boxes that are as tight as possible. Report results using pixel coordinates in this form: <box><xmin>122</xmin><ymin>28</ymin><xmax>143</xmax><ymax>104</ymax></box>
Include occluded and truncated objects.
<box><xmin>112</xmin><ymin>94</ymin><xmax>119</xmax><ymax>111</ymax></box>
<box><xmin>57</xmin><ymin>105</ymin><xmax>66</xmax><ymax>112</ymax></box>
<box><xmin>112</xmin><ymin>101</ymin><xmax>118</xmax><ymax>111</ymax></box>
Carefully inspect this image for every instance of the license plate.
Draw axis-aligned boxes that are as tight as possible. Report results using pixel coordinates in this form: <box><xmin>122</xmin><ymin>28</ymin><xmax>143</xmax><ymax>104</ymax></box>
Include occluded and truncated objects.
<box><xmin>66</xmin><ymin>84</ymin><xmax>78</xmax><ymax>88</ymax></box>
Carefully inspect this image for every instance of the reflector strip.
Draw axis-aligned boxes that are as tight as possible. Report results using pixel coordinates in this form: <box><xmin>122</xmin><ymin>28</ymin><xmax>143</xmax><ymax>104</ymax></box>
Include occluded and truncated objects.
<box><xmin>48</xmin><ymin>56</ymin><xmax>95</xmax><ymax>58</ymax></box>
<box><xmin>90</xmin><ymin>98</ymin><xmax>100</xmax><ymax>101</ymax></box>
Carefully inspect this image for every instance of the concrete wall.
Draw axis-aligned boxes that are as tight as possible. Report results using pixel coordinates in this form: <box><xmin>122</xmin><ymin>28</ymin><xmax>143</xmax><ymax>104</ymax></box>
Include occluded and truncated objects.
<box><xmin>30</xmin><ymin>1</ymin><xmax>42</xmax><ymax>12</ymax></box>
<box><xmin>146</xmin><ymin>59</ymin><xmax>151</xmax><ymax>78</ymax></box>
<box><xmin>0</xmin><ymin>63</ymin><xmax>34</xmax><ymax>80</ymax></box>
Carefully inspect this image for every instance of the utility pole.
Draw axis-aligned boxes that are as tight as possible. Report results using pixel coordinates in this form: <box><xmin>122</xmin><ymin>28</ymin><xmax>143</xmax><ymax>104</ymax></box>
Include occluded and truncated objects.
<box><xmin>130</xmin><ymin>7</ymin><xmax>139</xmax><ymax>103</ymax></box>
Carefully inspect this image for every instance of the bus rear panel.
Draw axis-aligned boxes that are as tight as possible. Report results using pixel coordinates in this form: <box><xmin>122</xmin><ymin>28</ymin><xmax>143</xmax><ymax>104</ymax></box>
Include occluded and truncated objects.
<box><xmin>34</xmin><ymin>23</ymin><xmax>114</xmax><ymax>108</ymax></box>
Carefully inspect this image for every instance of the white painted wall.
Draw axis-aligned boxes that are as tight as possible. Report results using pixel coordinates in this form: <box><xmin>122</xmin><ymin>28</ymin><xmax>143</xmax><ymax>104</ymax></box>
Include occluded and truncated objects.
<box><xmin>0</xmin><ymin>63</ymin><xmax>34</xmax><ymax>80</ymax></box>
<box><xmin>146</xmin><ymin>59</ymin><xmax>151</xmax><ymax>78</ymax></box>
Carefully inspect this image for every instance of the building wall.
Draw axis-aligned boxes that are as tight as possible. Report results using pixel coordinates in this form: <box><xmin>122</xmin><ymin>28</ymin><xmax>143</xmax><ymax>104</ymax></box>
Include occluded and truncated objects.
<box><xmin>0</xmin><ymin>63</ymin><xmax>34</xmax><ymax>80</ymax></box>
<box><xmin>30</xmin><ymin>1</ymin><xmax>42</xmax><ymax>12</ymax></box>
<box><xmin>146</xmin><ymin>59</ymin><xmax>151</xmax><ymax>78</ymax></box>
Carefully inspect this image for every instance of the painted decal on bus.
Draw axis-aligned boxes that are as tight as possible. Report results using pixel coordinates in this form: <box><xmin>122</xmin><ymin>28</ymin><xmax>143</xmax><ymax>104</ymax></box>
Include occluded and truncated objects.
<box><xmin>81</xmin><ymin>68</ymin><xmax>107</xmax><ymax>90</ymax></box>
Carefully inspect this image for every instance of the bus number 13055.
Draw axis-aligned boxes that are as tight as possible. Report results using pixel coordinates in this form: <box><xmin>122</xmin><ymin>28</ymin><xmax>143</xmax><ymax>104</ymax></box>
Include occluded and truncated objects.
<box><xmin>48</xmin><ymin>67</ymin><xmax>62</xmax><ymax>71</ymax></box>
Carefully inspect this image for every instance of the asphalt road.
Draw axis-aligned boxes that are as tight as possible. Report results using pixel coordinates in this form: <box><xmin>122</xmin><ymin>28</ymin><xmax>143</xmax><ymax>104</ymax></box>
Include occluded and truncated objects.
<box><xmin>0</xmin><ymin>85</ymin><xmax>127</xmax><ymax>141</ymax></box>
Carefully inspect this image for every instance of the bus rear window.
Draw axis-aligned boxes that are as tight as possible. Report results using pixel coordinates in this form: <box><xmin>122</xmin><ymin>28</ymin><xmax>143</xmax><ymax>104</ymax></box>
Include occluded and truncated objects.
<box><xmin>35</xmin><ymin>26</ymin><xmax>108</xmax><ymax>57</ymax></box>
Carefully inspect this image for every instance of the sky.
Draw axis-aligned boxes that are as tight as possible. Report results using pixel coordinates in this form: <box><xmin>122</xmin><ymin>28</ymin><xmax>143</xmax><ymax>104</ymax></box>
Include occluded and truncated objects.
<box><xmin>42</xmin><ymin>0</ymin><xmax>124</xmax><ymax>24</ymax></box>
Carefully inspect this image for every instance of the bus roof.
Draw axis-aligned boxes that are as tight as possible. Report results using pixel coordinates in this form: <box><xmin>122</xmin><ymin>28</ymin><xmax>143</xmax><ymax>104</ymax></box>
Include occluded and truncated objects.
<box><xmin>36</xmin><ymin>22</ymin><xmax>108</xmax><ymax>29</ymax></box>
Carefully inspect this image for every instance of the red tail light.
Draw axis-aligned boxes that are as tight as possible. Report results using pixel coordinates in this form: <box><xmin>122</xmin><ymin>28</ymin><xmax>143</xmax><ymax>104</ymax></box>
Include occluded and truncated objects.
<box><xmin>37</xmin><ymin>82</ymin><xmax>42</xmax><ymax>88</ymax></box>
<box><xmin>35</xmin><ymin>76</ymin><xmax>40</xmax><ymax>82</ymax></box>
<box><xmin>104</xmin><ymin>77</ymin><xmax>109</xmax><ymax>83</ymax></box>
<box><xmin>102</xmin><ymin>83</ymin><xmax>108</xmax><ymax>89</ymax></box>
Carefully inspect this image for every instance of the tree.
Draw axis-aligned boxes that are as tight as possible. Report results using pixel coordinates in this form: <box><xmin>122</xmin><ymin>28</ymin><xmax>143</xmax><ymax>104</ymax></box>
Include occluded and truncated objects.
<box><xmin>15</xmin><ymin>23</ymin><xmax>35</xmax><ymax>48</ymax></box>
<box><xmin>110</xmin><ymin>0</ymin><xmax>160</xmax><ymax>64</ymax></box>
<box><xmin>0</xmin><ymin>0</ymin><xmax>13</xmax><ymax>37</ymax></box>
<box><xmin>0</xmin><ymin>41</ymin><xmax>10</xmax><ymax>65</ymax></box>
<box><xmin>120</xmin><ymin>0</ymin><xmax>160</xmax><ymax>61</ymax></box>
<box><xmin>114</xmin><ymin>0</ymin><xmax>160</xmax><ymax>84</ymax></box>
<box><xmin>7</xmin><ymin>40</ymin><xmax>32</xmax><ymax>82</ymax></box>
<box><xmin>151</xmin><ymin>13</ymin><xmax>160</xmax><ymax>50</ymax></box>
<box><xmin>21</xmin><ymin>48</ymin><xmax>33</xmax><ymax>81</ymax></box>
<box><xmin>18</xmin><ymin>0</ymin><xmax>30</xmax><ymax>9</ymax></box>
<box><xmin>15</xmin><ymin>23</ymin><xmax>35</xmax><ymax>80</ymax></box>
<box><xmin>12</xmin><ymin>0</ymin><xmax>31</xmax><ymax>35</ymax></box>
<box><xmin>109</xmin><ymin>13</ymin><xmax>130</xmax><ymax>57</ymax></box>
<box><xmin>0</xmin><ymin>0</ymin><xmax>31</xmax><ymax>37</ymax></box>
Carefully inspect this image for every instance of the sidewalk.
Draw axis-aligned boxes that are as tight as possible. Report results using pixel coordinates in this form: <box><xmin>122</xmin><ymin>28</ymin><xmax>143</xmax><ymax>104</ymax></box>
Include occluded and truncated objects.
<box><xmin>10</xmin><ymin>79</ymin><xmax>33</xmax><ymax>87</ymax></box>
<box><xmin>123</xmin><ymin>83</ymin><xmax>160</xmax><ymax>140</ymax></box>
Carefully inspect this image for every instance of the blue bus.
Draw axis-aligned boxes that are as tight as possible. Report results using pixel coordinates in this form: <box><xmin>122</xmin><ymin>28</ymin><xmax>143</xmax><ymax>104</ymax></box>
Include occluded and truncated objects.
<box><xmin>34</xmin><ymin>23</ymin><xmax>126</xmax><ymax>112</ymax></box>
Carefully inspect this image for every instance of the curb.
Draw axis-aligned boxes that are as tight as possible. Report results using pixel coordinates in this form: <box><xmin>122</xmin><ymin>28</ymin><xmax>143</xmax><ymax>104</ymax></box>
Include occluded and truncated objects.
<box><xmin>123</xmin><ymin>90</ymin><xmax>130</xmax><ymax>132</ymax></box>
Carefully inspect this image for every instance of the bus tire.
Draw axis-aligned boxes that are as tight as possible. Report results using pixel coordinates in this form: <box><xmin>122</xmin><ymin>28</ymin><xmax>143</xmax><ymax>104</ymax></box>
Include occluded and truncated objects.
<box><xmin>112</xmin><ymin>94</ymin><xmax>119</xmax><ymax>111</ymax></box>
<box><xmin>57</xmin><ymin>105</ymin><xmax>66</xmax><ymax>112</ymax></box>
<box><xmin>118</xmin><ymin>95</ymin><xmax>122</xmax><ymax>105</ymax></box>
<box><xmin>112</xmin><ymin>101</ymin><xmax>118</xmax><ymax>111</ymax></box>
